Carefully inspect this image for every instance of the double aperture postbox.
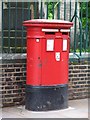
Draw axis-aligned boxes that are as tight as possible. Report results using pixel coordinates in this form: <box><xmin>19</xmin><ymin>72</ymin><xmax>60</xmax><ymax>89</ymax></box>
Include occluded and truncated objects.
<box><xmin>23</xmin><ymin>19</ymin><xmax>73</xmax><ymax>111</ymax></box>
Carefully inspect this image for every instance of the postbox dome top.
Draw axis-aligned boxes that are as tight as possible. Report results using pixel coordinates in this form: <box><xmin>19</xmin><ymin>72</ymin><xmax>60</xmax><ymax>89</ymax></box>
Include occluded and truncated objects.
<box><xmin>23</xmin><ymin>19</ymin><xmax>72</xmax><ymax>24</ymax></box>
<box><xmin>23</xmin><ymin>19</ymin><xmax>73</xmax><ymax>29</ymax></box>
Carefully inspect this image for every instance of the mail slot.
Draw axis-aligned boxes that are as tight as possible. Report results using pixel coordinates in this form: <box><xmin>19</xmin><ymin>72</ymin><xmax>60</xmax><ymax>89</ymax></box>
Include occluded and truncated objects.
<box><xmin>23</xmin><ymin>19</ymin><xmax>73</xmax><ymax>111</ymax></box>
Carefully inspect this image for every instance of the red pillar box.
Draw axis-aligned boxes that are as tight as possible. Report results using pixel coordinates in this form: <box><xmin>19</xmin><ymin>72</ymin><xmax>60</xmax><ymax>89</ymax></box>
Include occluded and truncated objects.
<box><xmin>23</xmin><ymin>19</ymin><xmax>73</xmax><ymax>111</ymax></box>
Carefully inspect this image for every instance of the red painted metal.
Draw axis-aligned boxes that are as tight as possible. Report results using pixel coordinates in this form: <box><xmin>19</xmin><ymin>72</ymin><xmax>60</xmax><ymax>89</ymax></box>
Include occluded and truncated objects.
<box><xmin>23</xmin><ymin>19</ymin><xmax>73</xmax><ymax>86</ymax></box>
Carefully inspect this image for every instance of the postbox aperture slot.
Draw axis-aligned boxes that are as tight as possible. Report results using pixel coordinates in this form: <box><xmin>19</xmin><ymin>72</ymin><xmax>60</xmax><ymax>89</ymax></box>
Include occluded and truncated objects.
<box><xmin>46</xmin><ymin>39</ymin><xmax>54</xmax><ymax>51</ymax></box>
<box><xmin>62</xmin><ymin>32</ymin><xmax>68</xmax><ymax>35</ymax></box>
<box><xmin>45</xmin><ymin>32</ymin><xmax>55</xmax><ymax>35</ymax></box>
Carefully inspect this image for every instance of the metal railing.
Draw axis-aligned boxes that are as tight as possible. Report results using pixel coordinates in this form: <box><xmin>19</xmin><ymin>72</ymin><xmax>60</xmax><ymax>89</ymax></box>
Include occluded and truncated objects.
<box><xmin>1</xmin><ymin>1</ymin><xmax>90</xmax><ymax>57</ymax></box>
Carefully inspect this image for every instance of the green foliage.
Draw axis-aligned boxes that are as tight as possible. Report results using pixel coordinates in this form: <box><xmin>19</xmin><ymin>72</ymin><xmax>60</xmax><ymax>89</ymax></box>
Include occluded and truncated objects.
<box><xmin>47</xmin><ymin>1</ymin><xmax>90</xmax><ymax>53</ymax></box>
<box><xmin>48</xmin><ymin>2</ymin><xmax>53</xmax><ymax>19</ymax></box>
<box><xmin>80</xmin><ymin>2</ymin><xmax>90</xmax><ymax>29</ymax></box>
<box><xmin>86</xmin><ymin>48</ymin><xmax>90</xmax><ymax>52</ymax></box>
<box><xmin>48</xmin><ymin>13</ymin><xmax>53</xmax><ymax>19</ymax></box>
<box><xmin>70</xmin><ymin>48</ymin><xmax>90</xmax><ymax>53</ymax></box>
<box><xmin>47</xmin><ymin>1</ymin><xmax>61</xmax><ymax>19</ymax></box>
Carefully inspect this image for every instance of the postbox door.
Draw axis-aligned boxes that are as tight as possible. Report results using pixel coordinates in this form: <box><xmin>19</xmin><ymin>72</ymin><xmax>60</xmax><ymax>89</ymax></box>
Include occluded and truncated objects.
<box><xmin>41</xmin><ymin>34</ymin><xmax>69</xmax><ymax>86</ymax></box>
<box><xmin>27</xmin><ymin>38</ymin><xmax>42</xmax><ymax>85</ymax></box>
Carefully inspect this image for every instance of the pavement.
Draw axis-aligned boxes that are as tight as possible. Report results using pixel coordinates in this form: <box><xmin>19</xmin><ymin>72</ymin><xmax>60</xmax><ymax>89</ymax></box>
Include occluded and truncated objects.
<box><xmin>1</xmin><ymin>99</ymin><xmax>89</xmax><ymax>118</ymax></box>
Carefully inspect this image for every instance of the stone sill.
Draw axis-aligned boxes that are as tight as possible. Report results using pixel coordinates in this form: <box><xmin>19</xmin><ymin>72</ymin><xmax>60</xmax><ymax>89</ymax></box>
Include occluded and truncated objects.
<box><xmin>0</xmin><ymin>52</ymin><xmax>89</xmax><ymax>60</ymax></box>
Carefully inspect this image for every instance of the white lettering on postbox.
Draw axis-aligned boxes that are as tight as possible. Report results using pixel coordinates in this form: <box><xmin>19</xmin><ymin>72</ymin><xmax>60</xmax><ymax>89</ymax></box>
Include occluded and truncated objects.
<box><xmin>63</xmin><ymin>39</ymin><xmax>67</xmax><ymax>51</ymax></box>
<box><xmin>46</xmin><ymin>39</ymin><xmax>54</xmax><ymax>51</ymax></box>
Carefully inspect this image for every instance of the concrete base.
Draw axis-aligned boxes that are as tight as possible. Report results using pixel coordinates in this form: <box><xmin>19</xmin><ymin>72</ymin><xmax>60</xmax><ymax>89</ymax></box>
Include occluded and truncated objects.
<box><xmin>2</xmin><ymin>99</ymin><xmax>88</xmax><ymax>118</ymax></box>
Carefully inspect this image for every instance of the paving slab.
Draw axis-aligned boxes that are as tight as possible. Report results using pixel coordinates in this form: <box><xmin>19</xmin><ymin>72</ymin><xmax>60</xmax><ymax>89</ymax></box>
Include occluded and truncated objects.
<box><xmin>1</xmin><ymin>99</ymin><xmax>89</xmax><ymax>118</ymax></box>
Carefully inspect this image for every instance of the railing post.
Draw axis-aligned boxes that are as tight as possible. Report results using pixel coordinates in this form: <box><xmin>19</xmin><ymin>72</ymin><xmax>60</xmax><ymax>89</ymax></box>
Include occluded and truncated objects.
<box><xmin>64</xmin><ymin>0</ymin><xmax>66</xmax><ymax>20</ymax></box>
<box><xmin>52</xmin><ymin>2</ymin><xmax>54</xmax><ymax>19</ymax></box>
<box><xmin>74</xmin><ymin>1</ymin><xmax>77</xmax><ymax>53</ymax></box>
<box><xmin>21</xmin><ymin>1</ymin><xmax>24</xmax><ymax>53</ymax></box>
<box><xmin>40</xmin><ymin>2</ymin><xmax>43</xmax><ymax>19</ymax></box>
<box><xmin>85</xmin><ymin>2</ymin><xmax>88</xmax><ymax>52</ymax></box>
<box><xmin>57</xmin><ymin>1</ymin><xmax>60</xmax><ymax>19</ymax></box>
<box><xmin>46</xmin><ymin>2</ymin><xmax>48</xmax><ymax>19</ymax></box>
<box><xmin>1</xmin><ymin>1</ymin><xmax>3</xmax><ymax>53</ymax></box>
<box><xmin>8</xmin><ymin>1</ymin><xmax>10</xmax><ymax>53</ymax></box>
<box><xmin>34</xmin><ymin>2</ymin><xmax>37</xmax><ymax>19</ymax></box>
<box><xmin>69</xmin><ymin>0</ymin><xmax>71</xmax><ymax>21</ymax></box>
<box><xmin>28</xmin><ymin>2</ymin><xmax>30</xmax><ymax>20</ymax></box>
<box><xmin>15</xmin><ymin>1</ymin><xmax>17</xmax><ymax>53</ymax></box>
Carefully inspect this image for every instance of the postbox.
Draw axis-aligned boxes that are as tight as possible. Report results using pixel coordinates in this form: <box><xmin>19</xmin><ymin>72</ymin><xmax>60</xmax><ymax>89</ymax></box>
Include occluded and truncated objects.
<box><xmin>23</xmin><ymin>19</ymin><xmax>73</xmax><ymax>111</ymax></box>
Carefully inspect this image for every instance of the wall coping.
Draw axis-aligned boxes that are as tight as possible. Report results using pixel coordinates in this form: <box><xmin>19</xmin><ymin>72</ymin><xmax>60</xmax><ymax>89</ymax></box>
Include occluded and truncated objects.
<box><xmin>0</xmin><ymin>52</ymin><xmax>89</xmax><ymax>60</ymax></box>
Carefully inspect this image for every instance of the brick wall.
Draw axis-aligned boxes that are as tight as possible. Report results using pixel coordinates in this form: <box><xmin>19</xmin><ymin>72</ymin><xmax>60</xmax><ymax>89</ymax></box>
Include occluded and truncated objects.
<box><xmin>1</xmin><ymin>59</ymin><xmax>26</xmax><ymax>107</ymax></box>
<box><xmin>69</xmin><ymin>63</ymin><xmax>89</xmax><ymax>100</ymax></box>
<box><xmin>0</xmin><ymin>58</ymin><xmax>90</xmax><ymax>107</ymax></box>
